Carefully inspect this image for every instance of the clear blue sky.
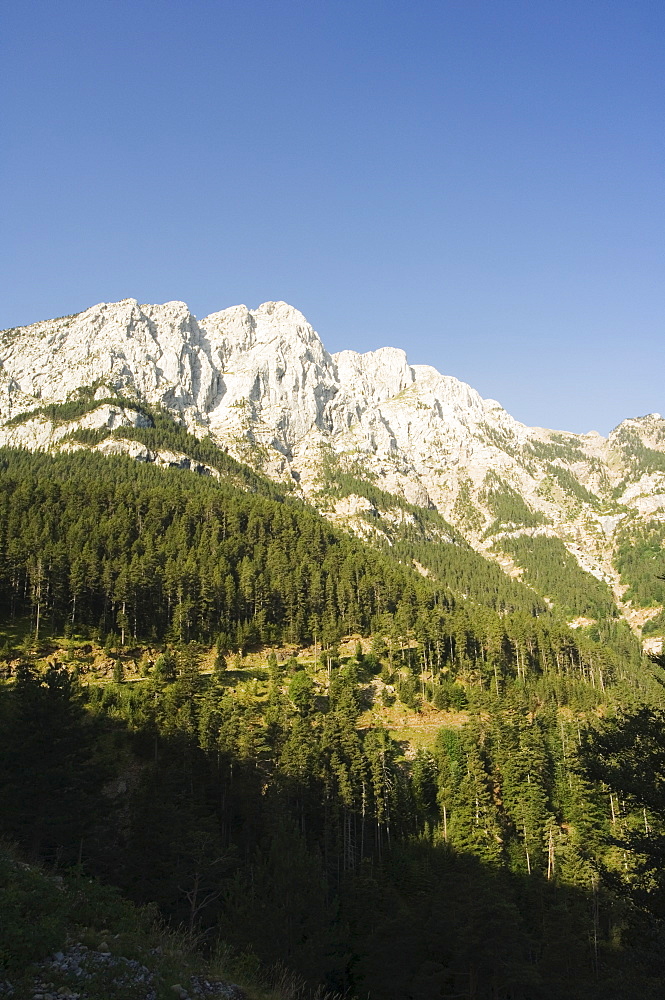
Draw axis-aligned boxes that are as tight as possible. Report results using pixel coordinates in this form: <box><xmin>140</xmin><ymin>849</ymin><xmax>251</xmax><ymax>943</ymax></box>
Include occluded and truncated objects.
<box><xmin>2</xmin><ymin>0</ymin><xmax>663</xmax><ymax>435</ymax></box>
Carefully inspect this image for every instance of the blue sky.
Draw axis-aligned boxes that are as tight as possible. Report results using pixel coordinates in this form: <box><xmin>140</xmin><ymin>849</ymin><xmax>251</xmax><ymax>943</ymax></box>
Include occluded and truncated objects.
<box><xmin>2</xmin><ymin>0</ymin><xmax>663</xmax><ymax>435</ymax></box>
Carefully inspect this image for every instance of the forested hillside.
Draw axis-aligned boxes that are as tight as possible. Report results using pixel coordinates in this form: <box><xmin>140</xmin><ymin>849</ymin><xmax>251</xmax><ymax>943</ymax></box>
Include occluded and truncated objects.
<box><xmin>3</xmin><ymin>301</ymin><xmax>665</xmax><ymax>655</ymax></box>
<box><xmin>2</xmin><ymin>445</ymin><xmax>665</xmax><ymax>999</ymax></box>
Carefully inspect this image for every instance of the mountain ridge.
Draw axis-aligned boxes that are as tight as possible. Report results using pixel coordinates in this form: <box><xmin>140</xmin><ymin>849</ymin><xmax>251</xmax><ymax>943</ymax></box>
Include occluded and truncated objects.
<box><xmin>2</xmin><ymin>298</ymin><xmax>664</xmax><ymax>641</ymax></box>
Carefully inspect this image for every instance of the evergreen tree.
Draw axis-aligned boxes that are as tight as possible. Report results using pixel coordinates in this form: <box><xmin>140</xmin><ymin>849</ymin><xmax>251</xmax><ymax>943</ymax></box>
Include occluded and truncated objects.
<box><xmin>0</xmin><ymin>663</ymin><xmax>105</xmax><ymax>861</ymax></box>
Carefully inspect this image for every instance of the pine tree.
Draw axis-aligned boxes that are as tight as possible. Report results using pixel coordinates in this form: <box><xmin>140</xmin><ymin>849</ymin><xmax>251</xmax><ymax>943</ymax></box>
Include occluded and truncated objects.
<box><xmin>0</xmin><ymin>663</ymin><xmax>105</xmax><ymax>861</ymax></box>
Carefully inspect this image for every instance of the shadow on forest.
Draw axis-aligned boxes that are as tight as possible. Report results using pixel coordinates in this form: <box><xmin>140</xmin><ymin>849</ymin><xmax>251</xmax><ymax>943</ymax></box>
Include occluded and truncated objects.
<box><xmin>1</xmin><ymin>675</ymin><xmax>664</xmax><ymax>1000</ymax></box>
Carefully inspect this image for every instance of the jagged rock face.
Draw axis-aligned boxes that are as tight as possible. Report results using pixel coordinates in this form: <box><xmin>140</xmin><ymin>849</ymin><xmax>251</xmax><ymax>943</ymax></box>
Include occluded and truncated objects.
<box><xmin>0</xmin><ymin>300</ymin><xmax>214</xmax><ymax>418</ymax></box>
<box><xmin>0</xmin><ymin>297</ymin><xmax>531</xmax><ymax>481</ymax></box>
<box><xmin>2</xmin><ymin>297</ymin><xmax>665</xmax><ymax>618</ymax></box>
<box><xmin>202</xmin><ymin>301</ymin><xmax>340</xmax><ymax>461</ymax></box>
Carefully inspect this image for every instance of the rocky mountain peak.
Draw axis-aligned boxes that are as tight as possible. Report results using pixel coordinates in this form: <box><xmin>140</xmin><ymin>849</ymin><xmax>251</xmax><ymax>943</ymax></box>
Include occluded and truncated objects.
<box><xmin>334</xmin><ymin>346</ymin><xmax>414</xmax><ymax>404</ymax></box>
<box><xmin>202</xmin><ymin>301</ymin><xmax>327</xmax><ymax>354</ymax></box>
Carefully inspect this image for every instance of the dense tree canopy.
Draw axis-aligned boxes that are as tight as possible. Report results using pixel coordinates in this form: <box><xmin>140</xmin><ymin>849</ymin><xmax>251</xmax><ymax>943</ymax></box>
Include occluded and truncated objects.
<box><xmin>1</xmin><ymin>442</ymin><xmax>665</xmax><ymax>998</ymax></box>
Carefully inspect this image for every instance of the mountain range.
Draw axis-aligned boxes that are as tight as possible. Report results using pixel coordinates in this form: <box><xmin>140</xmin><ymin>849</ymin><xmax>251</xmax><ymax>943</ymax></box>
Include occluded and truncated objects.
<box><xmin>2</xmin><ymin>297</ymin><xmax>664</xmax><ymax>642</ymax></box>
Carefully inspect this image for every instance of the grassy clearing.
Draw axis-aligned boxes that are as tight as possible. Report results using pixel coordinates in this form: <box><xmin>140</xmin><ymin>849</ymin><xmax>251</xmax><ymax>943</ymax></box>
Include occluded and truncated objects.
<box><xmin>0</xmin><ymin>619</ymin><xmax>468</xmax><ymax>759</ymax></box>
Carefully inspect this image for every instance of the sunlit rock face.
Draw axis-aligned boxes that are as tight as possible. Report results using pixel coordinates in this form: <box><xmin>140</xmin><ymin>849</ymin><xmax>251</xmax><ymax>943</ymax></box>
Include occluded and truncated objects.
<box><xmin>0</xmin><ymin>297</ymin><xmax>527</xmax><ymax>478</ymax></box>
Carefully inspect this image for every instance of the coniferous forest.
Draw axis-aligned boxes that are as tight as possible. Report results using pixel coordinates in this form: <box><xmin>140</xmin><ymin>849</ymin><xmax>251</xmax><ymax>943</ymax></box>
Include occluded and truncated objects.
<box><xmin>2</xmin><ymin>443</ymin><xmax>665</xmax><ymax>999</ymax></box>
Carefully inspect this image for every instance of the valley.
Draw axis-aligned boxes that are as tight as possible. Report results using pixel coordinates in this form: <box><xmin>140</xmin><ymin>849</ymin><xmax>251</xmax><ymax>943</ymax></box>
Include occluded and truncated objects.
<box><xmin>2</xmin><ymin>300</ymin><xmax>665</xmax><ymax>998</ymax></box>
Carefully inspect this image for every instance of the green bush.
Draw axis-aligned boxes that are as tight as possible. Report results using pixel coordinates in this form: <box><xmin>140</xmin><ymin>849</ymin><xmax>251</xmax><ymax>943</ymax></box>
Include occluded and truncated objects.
<box><xmin>0</xmin><ymin>850</ymin><xmax>68</xmax><ymax>970</ymax></box>
<box><xmin>431</xmin><ymin>681</ymin><xmax>468</xmax><ymax>710</ymax></box>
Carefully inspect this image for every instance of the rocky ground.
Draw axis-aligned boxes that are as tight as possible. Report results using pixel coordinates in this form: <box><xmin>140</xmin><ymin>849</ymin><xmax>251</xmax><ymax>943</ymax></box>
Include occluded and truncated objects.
<box><xmin>0</xmin><ymin>942</ymin><xmax>246</xmax><ymax>1000</ymax></box>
